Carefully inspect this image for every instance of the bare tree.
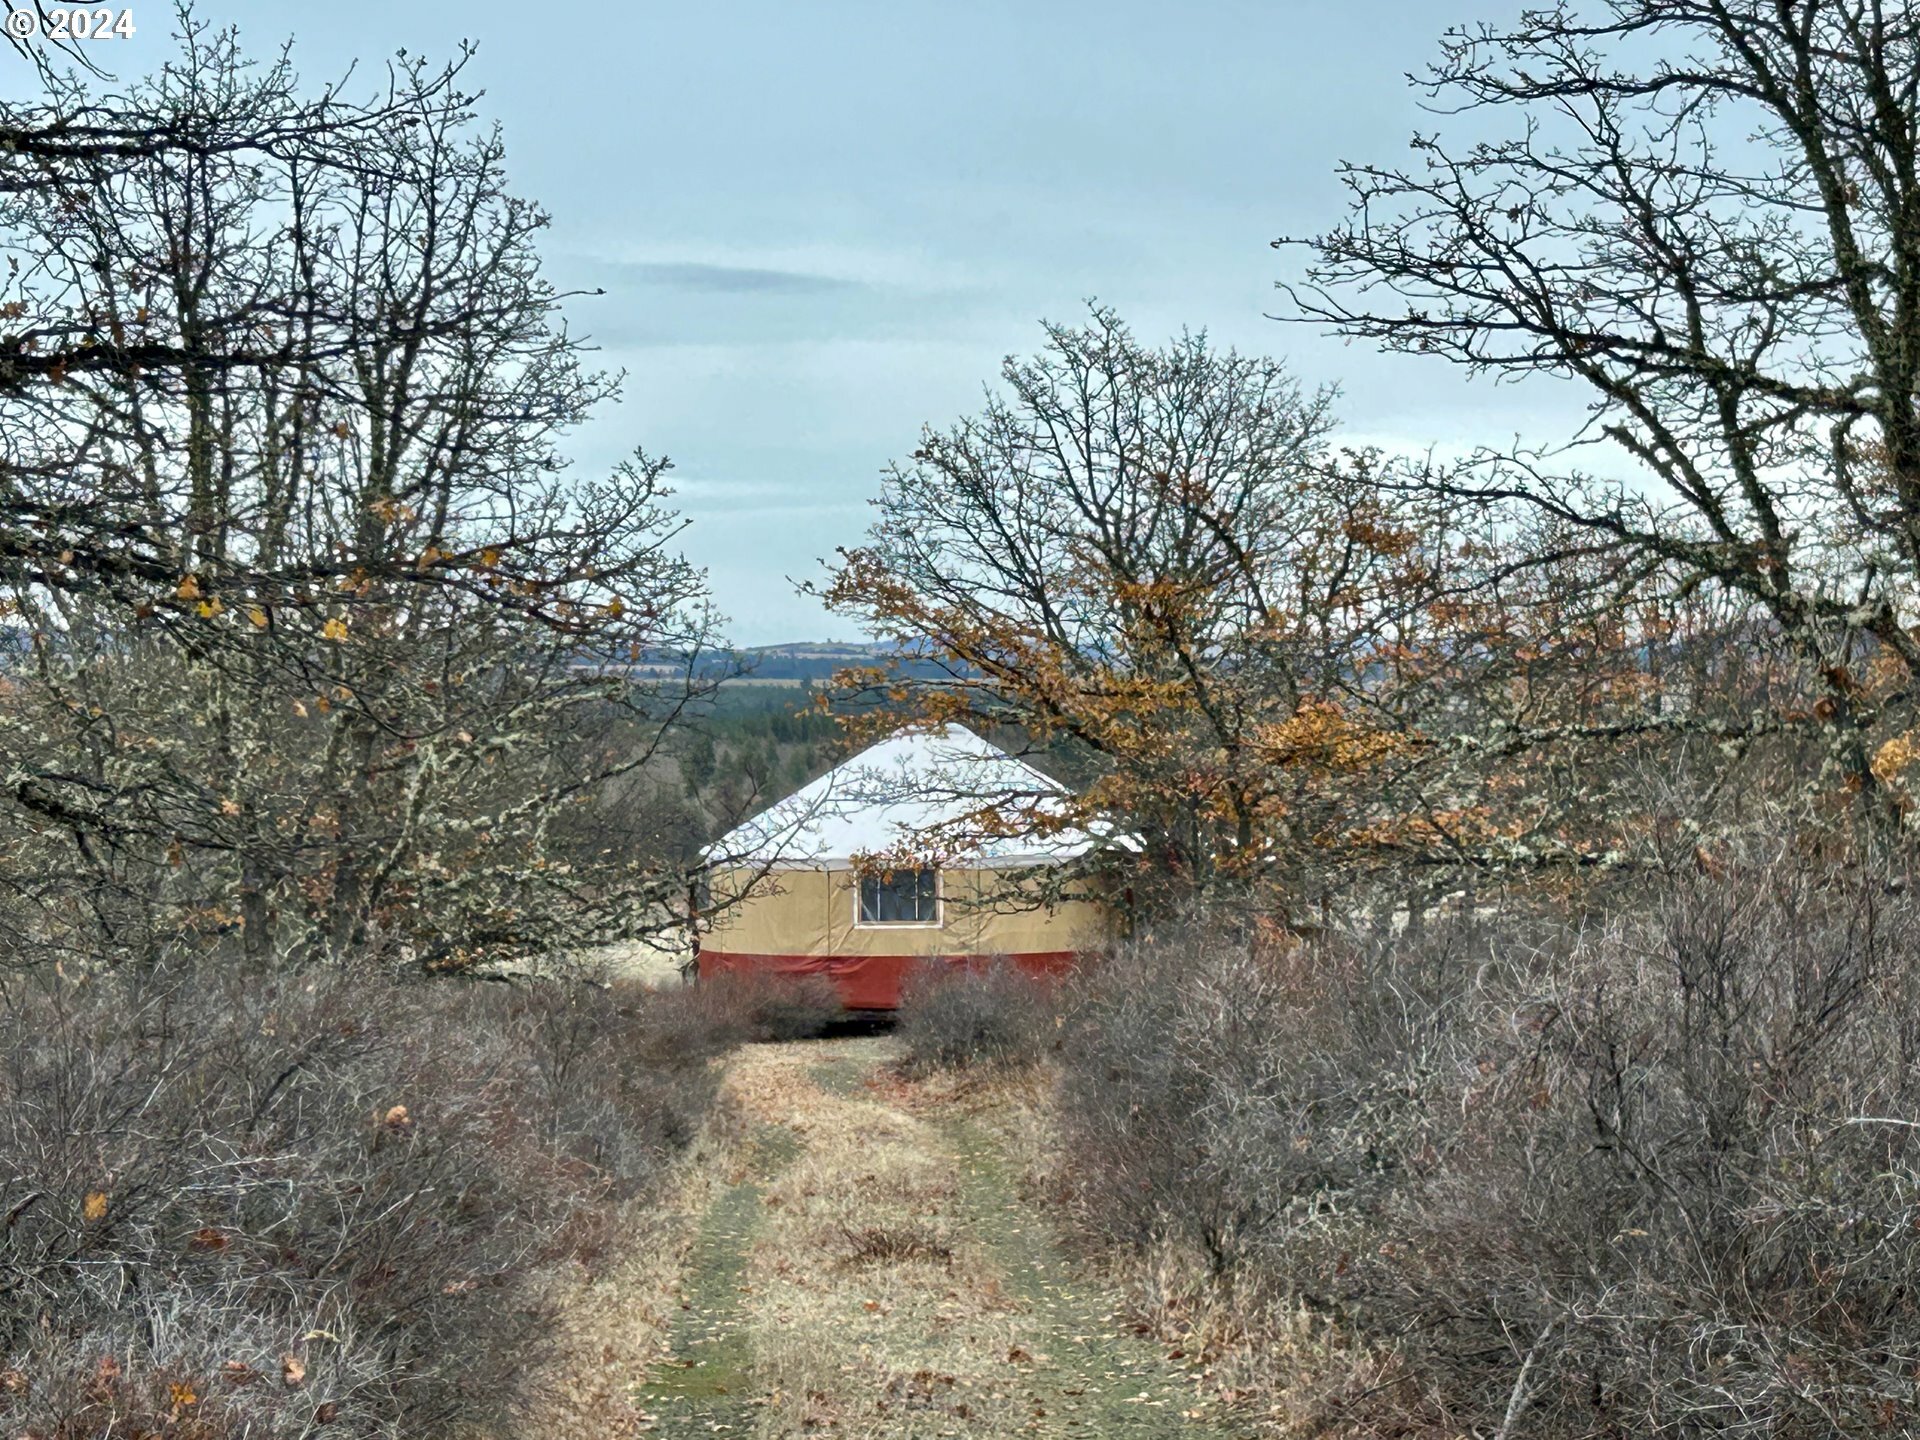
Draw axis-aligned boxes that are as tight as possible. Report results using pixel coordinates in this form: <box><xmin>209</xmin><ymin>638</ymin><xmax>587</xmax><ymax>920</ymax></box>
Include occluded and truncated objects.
<box><xmin>1282</xmin><ymin>0</ymin><xmax>1920</xmax><ymax>834</ymax></box>
<box><xmin>818</xmin><ymin>308</ymin><xmax>1453</xmax><ymax>913</ymax></box>
<box><xmin>0</xmin><ymin>19</ymin><xmax>723</xmax><ymax>970</ymax></box>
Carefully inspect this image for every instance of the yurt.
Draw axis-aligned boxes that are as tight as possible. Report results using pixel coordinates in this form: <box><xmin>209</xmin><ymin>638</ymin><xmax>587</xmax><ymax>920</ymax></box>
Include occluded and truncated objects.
<box><xmin>696</xmin><ymin>725</ymin><xmax>1112</xmax><ymax>1009</ymax></box>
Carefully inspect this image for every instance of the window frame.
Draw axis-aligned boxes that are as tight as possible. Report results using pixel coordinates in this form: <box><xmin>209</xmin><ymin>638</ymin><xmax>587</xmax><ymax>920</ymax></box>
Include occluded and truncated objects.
<box><xmin>852</xmin><ymin>866</ymin><xmax>943</xmax><ymax>929</ymax></box>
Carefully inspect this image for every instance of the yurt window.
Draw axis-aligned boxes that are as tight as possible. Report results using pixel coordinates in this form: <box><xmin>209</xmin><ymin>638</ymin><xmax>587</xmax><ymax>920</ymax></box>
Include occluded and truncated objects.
<box><xmin>857</xmin><ymin>867</ymin><xmax>940</xmax><ymax>926</ymax></box>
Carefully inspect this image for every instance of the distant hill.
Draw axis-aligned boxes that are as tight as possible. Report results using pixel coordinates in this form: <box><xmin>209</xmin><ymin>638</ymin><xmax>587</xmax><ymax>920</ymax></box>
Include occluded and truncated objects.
<box><xmin>587</xmin><ymin>640</ymin><xmax>971</xmax><ymax>687</ymax></box>
<box><xmin>10</xmin><ymin>627</ymin><xmax>963</xmax><ymax>691</ymax></box>
<box><xmin>731</xmin><ymin>641</ymin><xmax>967</xmax><ymax>683</ymax></box>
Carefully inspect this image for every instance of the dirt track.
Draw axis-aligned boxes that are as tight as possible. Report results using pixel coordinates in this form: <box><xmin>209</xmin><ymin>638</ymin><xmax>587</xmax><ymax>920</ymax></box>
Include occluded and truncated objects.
<box><xmin>628</xmin><ymin>1034</ymin><xmax>1243</xmax><ymax>1438</ymax></box>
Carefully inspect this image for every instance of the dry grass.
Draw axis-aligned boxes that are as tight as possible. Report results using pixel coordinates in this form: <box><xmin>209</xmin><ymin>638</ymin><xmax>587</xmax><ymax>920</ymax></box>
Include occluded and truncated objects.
<box><xmin>903</xmin><ymin>1028</ymin><xmax>1401</xmax><ymax>1437</ymax></box>
<box><xmin>1079</xmin><ymin>1243</ymin><xmax>1423</xmax><ymax>1437</ymax></box>
<box><xmin>520</xmin><ymin>1110</ymin><xmax>746</xmax><ymax>1437</ymax></box>
<box><xmin>956</xmin><ymin>1061</ymin><xmax>1372</xmax><ymax>1436</ymax></box>
<box><xmin>727</xmin><ymin>1040</ymin><xmax>1022</xmax><ymax>1436</ymax></box>
<box><xmin>0</xmin><ymin>967</ymin><xmax>748</xmax><ymax>1440</ymax></box>
<box><xmin>556</xmin><ymin>1023</ymin><xmax>1356</xmax><ymax>1438</ymax></box>
<box><xmin>687</xmin><ymin>1039</ymin><xmax>1225</xmax><ymax>1437</ymax></box>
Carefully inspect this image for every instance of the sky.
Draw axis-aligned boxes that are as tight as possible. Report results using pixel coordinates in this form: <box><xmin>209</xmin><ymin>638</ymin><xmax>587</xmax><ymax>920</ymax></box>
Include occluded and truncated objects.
<box><xmin>8</xmin><ymin>1</ymin><xmax>1577</xmax><ymax>645</ymax></box>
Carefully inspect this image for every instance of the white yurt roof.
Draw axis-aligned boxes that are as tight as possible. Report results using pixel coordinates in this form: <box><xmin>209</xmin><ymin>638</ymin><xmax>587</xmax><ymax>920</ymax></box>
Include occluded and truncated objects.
<box><xmin>701</xmin><ymin>725</ymin><xmax>1101</xmax><ymax>871</ymax></box>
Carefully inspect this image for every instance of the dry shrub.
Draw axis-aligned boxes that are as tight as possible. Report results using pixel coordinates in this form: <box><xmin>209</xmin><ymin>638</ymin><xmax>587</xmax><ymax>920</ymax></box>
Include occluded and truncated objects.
<box><xmin>835</xmin><ymin>1221</ymin><xmax>955</xmax><ymax>1270</ymax></box>
<box><xmin>896</xmin><ymin>959</ymin><xmax>1052</xmax><ymax>1075</ymax></box>
<box><xmin>1057</xmin><ymin>866</ymin><xmax>1920</xmax><ymax>1438</ymax></box>
<box><xmin>1055</xmin><ymin>919</ymin><xmax>1355</xmax><ymax>1272</ymax></box>
<box><xmin>0</xmin><ymin>966</ymin><xmax>734</xmax><ymax>1438</ymax></box>
<box><xmin>696</xmin><ymin>967</ymin><xmax>844</xmax><ymax>1041</ymax></box>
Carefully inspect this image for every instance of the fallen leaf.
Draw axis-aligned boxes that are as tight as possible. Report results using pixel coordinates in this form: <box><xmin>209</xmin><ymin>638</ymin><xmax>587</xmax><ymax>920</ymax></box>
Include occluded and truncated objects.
<box><xmin>281</xmin><ymin>1353</ymin><xmax>306</xmax><ymax>1387</ymax></box>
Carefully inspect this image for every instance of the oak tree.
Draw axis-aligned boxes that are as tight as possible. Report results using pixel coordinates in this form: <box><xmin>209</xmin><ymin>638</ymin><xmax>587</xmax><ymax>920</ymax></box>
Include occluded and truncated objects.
<box><xmin>820</xmin><ymin>309</ymin><xmax>1444</xmax><ymax>912</ymax></box>
<box><xmin>1283</xmin><ymin>0</ymin><xmax>1920</xmax><ymax>837</ymax></box>
<box><xmin>0</xmin><ymin>22</ymin><xmax>722</xmax><ymax>969</ymax></box>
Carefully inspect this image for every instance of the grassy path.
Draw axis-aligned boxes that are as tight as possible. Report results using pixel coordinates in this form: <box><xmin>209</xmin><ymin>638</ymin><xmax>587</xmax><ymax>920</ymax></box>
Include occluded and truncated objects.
<box><xmin>630</xmin><ymin>1127</ymin><xmax>795</xmax><ymax>1433</ymax></box>
<box><xmin>630</xmin><ymin>1034</ymin><xmax>1244</xmax><ymax>1438</ymax></box>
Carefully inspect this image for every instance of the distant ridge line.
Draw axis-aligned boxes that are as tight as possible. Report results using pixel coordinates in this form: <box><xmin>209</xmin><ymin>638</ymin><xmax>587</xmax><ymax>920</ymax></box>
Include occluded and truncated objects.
<box><xmin>577</xmin><ymin>639</ymin><xmax>975</xmax><ymax>685</ymax></box>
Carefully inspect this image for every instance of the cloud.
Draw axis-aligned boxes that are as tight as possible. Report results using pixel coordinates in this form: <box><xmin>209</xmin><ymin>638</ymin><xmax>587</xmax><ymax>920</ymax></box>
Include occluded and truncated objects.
<box><xmin>596</xmin><ymin>259</ymin><xmax>872</xmax><ymax>296</ymax></box>
<box><xmin>548</xmin><ymin>248</ymin><xmax>987</xmax><ymax>350</ymax></box>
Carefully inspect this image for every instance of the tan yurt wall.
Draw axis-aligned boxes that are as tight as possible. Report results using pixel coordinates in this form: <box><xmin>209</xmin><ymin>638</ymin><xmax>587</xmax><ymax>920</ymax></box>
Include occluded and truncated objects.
<box><xmin>703</xmin><ymin>865</ymin><xmax>1109</xmax><ymax>960</ymax></box>
<box><xmin>703</xmin><ymin>867</ymin><xmax>839</xmax><ymax>957</ymax></box>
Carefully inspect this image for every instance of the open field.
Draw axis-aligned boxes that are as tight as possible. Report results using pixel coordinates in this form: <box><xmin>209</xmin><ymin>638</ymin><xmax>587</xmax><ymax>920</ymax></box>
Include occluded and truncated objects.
<box><xmin>594</xmin><ymin>933</ymin><xmax>696</xmax><ymax>986</ymax></box>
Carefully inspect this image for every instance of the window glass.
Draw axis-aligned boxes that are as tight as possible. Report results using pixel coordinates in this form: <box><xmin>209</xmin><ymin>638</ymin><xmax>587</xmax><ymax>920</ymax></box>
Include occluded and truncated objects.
<box><xmin>857</xmin><ymin>867</ymin><xmax>938</xmax><ymax>924</ymax></box>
